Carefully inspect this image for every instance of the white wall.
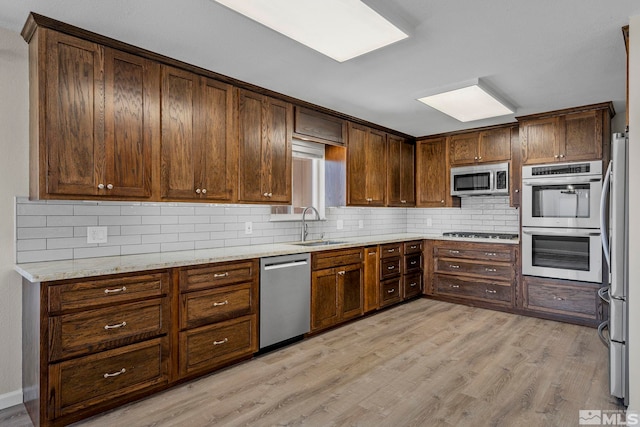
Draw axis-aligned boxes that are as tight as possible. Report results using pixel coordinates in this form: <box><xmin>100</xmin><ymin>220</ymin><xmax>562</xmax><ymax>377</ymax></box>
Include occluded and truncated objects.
<box><xmin>0</xmin><ymin>27</ymin><xmax>29</xmax><ymax>407</ymax></box>
<box><xmin>627</xmin><ymin>15</ymin><xmax>640</xmax><ymax>414</ymax></box>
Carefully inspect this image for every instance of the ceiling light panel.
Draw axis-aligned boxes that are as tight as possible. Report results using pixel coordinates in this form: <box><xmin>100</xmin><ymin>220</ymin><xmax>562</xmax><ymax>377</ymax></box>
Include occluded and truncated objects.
<box><xmin>213</xmin><ymin>0</ymin><xmax>408</xmax><ymax>62</ymax></box>
<box><xmin>417</xmin><ymin>84</ymin><xmax>514</xmax><ymax>122</ymax></box>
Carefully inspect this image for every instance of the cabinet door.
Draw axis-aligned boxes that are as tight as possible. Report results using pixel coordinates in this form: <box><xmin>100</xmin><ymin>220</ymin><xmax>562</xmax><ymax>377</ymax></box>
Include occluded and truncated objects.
<box><xmin>311</xmin><ymin>268</ymin><xmax>340</xmax><ymax>331</ymax></box>
<box><xmin>340</xmin><ymin>264</ymin><xmax>363</xmax><ymax>321</ymax></box>
<box><xmin>363</xmin><ymin>246</ymin><xmax>379</xmax><ymax>313</ymax></box>
<box><xmin>238</xmin><ymin>90</ymin><xmax>292</xmax><ymax>203</ymax></box>
<box><xmin>347</xmin><ymin>123</ymin><xmax>369</xmax><ymax>205</ymax></box>
<box><xmin>160</xmin><ymin>66</ymin><xmax>200</xmax><ymax>199</ymax></box>
<box><xmin>387</xmin><ymin>135</ymin><xmax>415</xmax><ymax>206</ymax></box>
<box><xmin>199</xmin><ymin>78</ymin><xmax>237</xmax><ymax>202</ymax></box>
<box><xmin>561</xmin><ymin>110</ymin><xmax>603</xmax><ymax>162</ymax></box>
<box><xmin>44</xmin><ymin>31</ymin><xmax>104</xmax><ymax>196</ymax></box>
<box><xmin>416</xmin><ymin>137</ymin><xmax>459</xmax><ymax>207</ymax></box>
<box><xmin>103</xmin><ymin>48</ymin><xmax>158</xmax><ymax>198</ymax></box>
<box><xmin>478</xmin><ymin>127</ymin><xmax>511</xmax><ymax>163</ymax></box>
<box><xmin>449</xmin><ymin>132</ymin><xmax>479</xmax><ymax>165</ymax></box>
<box><xmin>521</xmin><ymin>117</ymin><xmax>560</xmax><ymax>165</ymax></box>
<box><xmin>366</xmin><ymin>129</ymin><xmax>387</xmax><ymax>206</ymax></box>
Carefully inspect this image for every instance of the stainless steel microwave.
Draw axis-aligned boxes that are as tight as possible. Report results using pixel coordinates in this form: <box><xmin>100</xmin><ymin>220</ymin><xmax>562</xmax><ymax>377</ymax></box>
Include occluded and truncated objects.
<box><xmin>450</xmin><ymin>162</ymin><xmax>509</xmax><ymax>196</ymax></box>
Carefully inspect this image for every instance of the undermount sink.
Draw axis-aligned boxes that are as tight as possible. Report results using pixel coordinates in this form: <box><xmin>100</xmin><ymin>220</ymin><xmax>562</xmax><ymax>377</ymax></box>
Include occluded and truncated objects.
<box><xmin>292</xmin><ymin>240</ymin><xmax>346</xmax><ymax>247</ymax></box>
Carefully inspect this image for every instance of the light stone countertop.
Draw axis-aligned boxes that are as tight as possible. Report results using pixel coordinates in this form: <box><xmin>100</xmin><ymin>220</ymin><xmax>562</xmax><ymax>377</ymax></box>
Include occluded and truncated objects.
<box><xmin>15</xmin><ymin>233</ymin><xmax>518</xmax><ymax>283</ymax></box>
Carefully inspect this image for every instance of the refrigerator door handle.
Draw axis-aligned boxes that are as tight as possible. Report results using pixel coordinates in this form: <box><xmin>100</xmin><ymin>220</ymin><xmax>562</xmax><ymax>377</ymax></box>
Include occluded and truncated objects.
<box><xmin>600</xmin><ymin>160</ymin><xmax>612</xmax><ymax>268</ymax></box>
<box><xmin>597</xmin><ymin>320</ymin><xmax>610</xmax><ymax>348</ymax></box>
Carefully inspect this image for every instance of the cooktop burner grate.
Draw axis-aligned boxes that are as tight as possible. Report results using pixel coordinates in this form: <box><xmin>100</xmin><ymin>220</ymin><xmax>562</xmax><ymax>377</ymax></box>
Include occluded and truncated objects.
<box><xmin>442</xmin><ymin>231</ymin><xmax>518</xmax><ymax>240</ymax></box>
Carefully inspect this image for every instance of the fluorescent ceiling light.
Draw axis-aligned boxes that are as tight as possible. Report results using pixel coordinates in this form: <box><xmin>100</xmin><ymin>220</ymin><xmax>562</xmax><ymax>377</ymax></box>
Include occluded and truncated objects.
<box><xmin>213</xmin><ymin>0</ymin><xmax>408</xmax><ymax>62</ymax></box>
<box><xmin>417</xmin><ymin>82</ymin><xmax>514</xmax><ymax>122</ymax></box>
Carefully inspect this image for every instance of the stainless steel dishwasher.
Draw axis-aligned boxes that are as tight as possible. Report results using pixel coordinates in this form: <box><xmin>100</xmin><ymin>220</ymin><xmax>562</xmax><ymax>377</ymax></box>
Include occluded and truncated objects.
<box><xmin>260</xmin><ymin>253</ymin><xmax>311</xmax><ymax>350</ymax></box>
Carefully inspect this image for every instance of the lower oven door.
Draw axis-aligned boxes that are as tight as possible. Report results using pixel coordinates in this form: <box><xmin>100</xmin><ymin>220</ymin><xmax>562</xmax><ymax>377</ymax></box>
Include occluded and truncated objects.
<box><xmin>522</xmin><ymin>227</ymin><xmax>602</xmax><ymax>283</ymax></box>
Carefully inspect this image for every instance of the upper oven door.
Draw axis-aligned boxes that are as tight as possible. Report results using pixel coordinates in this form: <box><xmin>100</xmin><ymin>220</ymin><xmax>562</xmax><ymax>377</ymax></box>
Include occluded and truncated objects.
<box><xmin>522</xmin><ymin>227</ymin><xmax>602</xmax><ymax>283</ymax></box>
<box><xmin>522</xmin><ymin>175</ymin><xmax>602</xmax><ymax>228</ymax></box>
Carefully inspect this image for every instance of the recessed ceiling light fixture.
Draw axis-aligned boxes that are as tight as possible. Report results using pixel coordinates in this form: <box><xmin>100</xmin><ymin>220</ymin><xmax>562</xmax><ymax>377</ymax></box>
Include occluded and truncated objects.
<box><xmin>212</xmin><ymin>0</ymin><xmax>408</xmax><ymax>62</ymax></box>
<box><xmin>417</xmin><ymin>80</ymin><xmax>515</xmax><ymax>122</ymax></box>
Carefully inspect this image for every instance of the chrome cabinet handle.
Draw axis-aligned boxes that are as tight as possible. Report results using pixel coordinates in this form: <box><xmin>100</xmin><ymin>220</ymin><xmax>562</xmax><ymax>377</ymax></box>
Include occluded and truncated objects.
<box><xmin>104</xmin><ymin>321</ymin><xmax>127</xmax><ymax>330</ymax></box>
<box><xmin>450</xmin><ymin>284</ymin><xmax>460</xmax><ymax>288</ymax></box>
<box><xmin>478</xmin><ymin>156</ymin><xmax>482</xmax><ymax>160</ymax></box>
<box><xmin>485</xmin><ymin>268</ymin><xmax>497</xmax><ymax>272</ymax></box>
<box><xmin>387</xmin><ymin>249</ymin><xmax>395</xmax><ymax>253</ymax></box>
<box><xmin>449</xmin><ymin>250</ymin><xmax>460</xmax><ymax>254</ymax></box>
<box><xmin>103</xmin><ymin>368</ymin><xmax>126</xmax><ymax>378</ymax></box>
<box><xmin>410</xmin><ymin>245</ymin><xmax>417</xmax><ymax>249</ymax></box>
<box><xmin>106</xmin><ymin>184</ymin><xmax>113</xmax><ymax>190</ymax></box>
<box><xmin>410</xmin><ymin>261</ymin><xmax>417</xmax><ymax>265</ymax></box>
<box><xmin>201</xmin><ymin>188</ymin><xmax>207</xmax><ymax>194</ymax></box>
<box><xmin>401</xmin><ymin>200</ymin><xmax>407</xmax><ymax>204</ymax></box>
<box><xmin>387</xmin><ymin>266</ymin><xmax>395</xmax><ymax>270</ymax></box>
<box><xmin>474</xmin><ymin>156</ymin><xmax>478</xmax><ymax>160</ymax></box>
<box><xmin>552</xmin><ymin>295</ymin><xmax>565</xmax><ymax>301</ymax></box>
<box><xmin>485</xmin><ymin>289</ymin><xmax>497</xmax><ymax>294</ymax></box>
<box><xmin>441</xmin><ymin>200</ymin><xmax>445</xmax><ymax>204</ymax></box>
<box><xmin>368</xmin><ymin>252</ymin><xmax>376</xmax><ymax>256</ymax></box>
<box><xmin>213</xmin><ymin>300</ymin><xmax>229</xmax><ymax>307</ymax></box>
<box><xmin>409</xmin><ymin>282</ymin><xmax>418</xmax><ymax>287</ymax></box>
<box><xmin>554</xmin><ymin>154</ymin><xmax>559</xmax><ymax>159</ymax></box>
<box><xmin>515</xmin><ymin>189</ymin><xmax>520</xmax><ymax>193</ymax></box>
<box><xmin>104</xmin><ymin>286</ymin><xmax>126</xmax><ymax>294</ymax></box>
<box><xmin>213</xmin><ymin>338</ymin><xmax>228</xmax><ymax>346</ymax></box>
<box><xmin>484</xmin><ymin>252</ymin><xmax>497</xmax><ymax>257</ymax></box>
<box><xmin>196</xmin><ymin>188</ymin><xmax>202</xmax><ymax>194</ymax></box>
<box><xmin>387</xmin><ymin>288</ymin><xmax>395</xmax><ymax>294</ymax></box>
<box><xmin>263</xmin><ymin>192</ymin><xmax>273</xmax><ymax>197</ymax></box>
<box><xmin>213</xmin><ymin>272</ymin><xmax>229</xmax><ymax>278</ymax></box>
<box><xmin>559</xmin><ymin>154</ymin><xmax>565</xmax><ymax>158</ymax></box>
<box><xmin>98</xmin><ymin>183</ymin><xmax>105</xmax><ymax>189</ymax></box>
<box><xmin>448</xmin><ymin>265</ymin><xmax>460</xmax><ymax>269</ymax></box>
<box><xmin>338</xmin><ymin>271</ymin><xmax>346</xmax><ymax>276</ymax></box>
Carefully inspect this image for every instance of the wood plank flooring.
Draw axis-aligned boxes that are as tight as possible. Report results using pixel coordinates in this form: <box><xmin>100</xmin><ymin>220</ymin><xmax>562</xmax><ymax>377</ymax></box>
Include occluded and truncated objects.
<box><xmin>1</xmin><ymin>299</ymin><xmax>624</xmax><ymax>426</ymax></box>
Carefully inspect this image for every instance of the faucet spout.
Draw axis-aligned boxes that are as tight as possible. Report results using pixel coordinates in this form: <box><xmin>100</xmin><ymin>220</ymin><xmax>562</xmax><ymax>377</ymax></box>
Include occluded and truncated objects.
<box><xmin>301</xmin><ymin>206</ymin><xmax>320</xmax><ymax>242</ymax></box>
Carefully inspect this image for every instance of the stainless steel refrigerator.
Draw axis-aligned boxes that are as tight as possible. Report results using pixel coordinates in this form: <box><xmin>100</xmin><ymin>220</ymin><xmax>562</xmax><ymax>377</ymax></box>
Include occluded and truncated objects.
<box><xmin>599</xmin><ymin>132</ymin><xmax>629</xmax><ymax>405</ymax></box>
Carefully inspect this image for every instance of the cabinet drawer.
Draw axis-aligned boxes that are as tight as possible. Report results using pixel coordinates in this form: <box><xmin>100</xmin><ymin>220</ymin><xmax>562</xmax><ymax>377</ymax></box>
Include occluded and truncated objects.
<box><xmin>49</xmin><ymin>298</ymin><xmax>168</xmax><ymax>361</ymax></box>
<box><xmin>180</xmin><ymin>260</ymin><xmax>258</xmax><ymax>292</ymax></box>
<box><xmin>48</xmin><ymin>272</ymin><xmax>169</xmax><ymax>313</ymax></box>
<box><xmin>380</xmin><ymin>243</ymin><xmax>403</xmax><ymax>259</ymax></box>
<box><xmin>434</xmin><ymin>275</ymin><xmax>511</xmax><ymax>304</ymax></box>
<box><xmin>405</xmin><ymin>253</ymin><xmax>423</xmax><ymax>273</ymax></box>
<box><xmin>48</xmin><ymin>337</ymin><xmax>168</xmax><ymax>419</ymax></box>
<box><xmin>380</xmin><ymin>257</ymin><xmax>402</xmax><ymax>279</ymax></box>
<box><xmin>179</xmin><ymin>315</ymin><xmax>257</xmax><ymax>377</ymax></box>
<box><xmin>403</xmin><ymin>272</ymin><xmax>422</xmax><ymax>299</ymax></box>
<box><xmin>435</xmin><ymin>258</ymin><xmax>513</xmax><ymax>280</ymax></box>
<box><xmin>404</xmin><ymin>241</ymin><xmax>423</xmax><ymax>255</ymax></box>
<box><xmin>312</xmin><ymin>248</ymin><xmax>362</xmax><ymax>270</ymax></box>
<box><xmin>380</xmin><ymin>278</ymin><xmax>402</xmax><ymax>307</ymax></box>
<box><xmin>180</xmin><ymin>282</ymin><xmax>256</xmax><ymax>330</ymax></box>
<box><xmin>525</xmin><ymin>278</ymin><xmax>598</xmax><ymax>319</ymax></box>
<box><xmin>434</xmin><ymin>246</ymin><xmax>513</xmax><ymax>262</ymax></box>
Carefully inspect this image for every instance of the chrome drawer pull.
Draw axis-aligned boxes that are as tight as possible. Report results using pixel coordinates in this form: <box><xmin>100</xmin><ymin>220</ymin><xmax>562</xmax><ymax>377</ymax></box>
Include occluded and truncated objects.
<box><xmin>410</xmin><ymin>282</ymin><xmax>418</xmax><ymax>287</ymax></box>
<box><xmin>104</xmin><ymin>321</ymin><xmax>127</xmax><ymax>330</ymax></box>
<box><xmin>485</xmin><ymin>289</ymin><xmax>497</xmax><ymax>294</ymax></box>
<box><xmin>104</xmin><ymin>286</ymin><xmax>126</xmax><ymax>294</ymax></box>
<box><xmin>103</xmin><ymin>368</ymin><xmax>126</xmax><ymax>378</ymax></box>
<box><xmin>449</xmin><ymin>250</ymin><xmax>460</xmax><ymax>254</ymax></box>
<box><xmin>387</xmin><ymin>266</ymin><xmax>395</xmax><ymax>270</ymax></box>
<box><xmin>387</xmin><ymin>249</ymin><xmax>395</xmax><ymax>253</ymax></box>
<box><xmin>485</xmin><ymin>268</ymin><xmax>497</xmax><ymax>272</ymax></box>
<box><xmin>449</xmin><ymin>265</ymin><xmax>460</xmax><ymax>269</ymax></box>
<box><xmin>213</xmin><ymin>300</ymin><xmax>229</xmax><ymax>307</ymax></box>
<box><xmin>410</xmin><ymin>261</ymin><xmax>417</xmax><ymax>265</ymax></box>
<box><xmin>387</xmin><ymin>288</ymin><xmax>395</xmax><ymax>294</ymax></box>
<box><xmin>485</xmin><ymin>252</ymin><xmax>497</xmax><ymax>257</ymax></box>
<box><xmin>410</xmin><ymin>245</ymin><xmax>417</xmax><ymax>249</ymax></box>
<box><xmin>368</xmin><ymin>252</ymin><xmax>376</xmax><ymax>256</ymax></box>
<box><xmin>450</xmin><ymin>284</ymin><xmax>460</xmax><ymax>288</ymax></box>
<box><xmin>213</xmin><ymin>272</ymin><xmax>229</xmax><ymax>278</ymax></box>
<box><xmin>552</xmin><ymin>295</ymin><xmax>565</xmax><ymax>301</ymax></box>
<box><xmin>213</xmin><ymin>338</ymin><xmax>229</xmax><ymax>346</ymax></box>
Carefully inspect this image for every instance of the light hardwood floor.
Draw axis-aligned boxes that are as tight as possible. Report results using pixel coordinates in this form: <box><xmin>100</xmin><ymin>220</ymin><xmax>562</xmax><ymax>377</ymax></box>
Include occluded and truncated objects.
<box><xmin>1</xmin><ymin>299</ymin><xmax>624</xmax><ymax>426</ymax></box>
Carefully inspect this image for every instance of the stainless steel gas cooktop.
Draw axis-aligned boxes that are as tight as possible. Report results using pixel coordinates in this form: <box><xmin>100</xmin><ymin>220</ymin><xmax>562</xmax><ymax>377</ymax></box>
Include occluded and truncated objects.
<box><xmin>442</xmin><ymin>231</ymin><xmax>518</xmax><ymax>240</ymax></box>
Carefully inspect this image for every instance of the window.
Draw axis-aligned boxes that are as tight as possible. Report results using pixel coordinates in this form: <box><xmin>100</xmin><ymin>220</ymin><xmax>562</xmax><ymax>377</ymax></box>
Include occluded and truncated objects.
<box><xmin>271</xmin><ymin>139</ymin><xmax>325</xmax><ymax>220</ymax></box>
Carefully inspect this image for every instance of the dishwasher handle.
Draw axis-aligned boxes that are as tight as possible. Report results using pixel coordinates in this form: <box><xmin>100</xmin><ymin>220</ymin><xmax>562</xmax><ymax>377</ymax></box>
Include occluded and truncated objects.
<box><xmin>263</xmin><ymin>260</ymin><xmax>309</xmax><ymax>271</ymax></box>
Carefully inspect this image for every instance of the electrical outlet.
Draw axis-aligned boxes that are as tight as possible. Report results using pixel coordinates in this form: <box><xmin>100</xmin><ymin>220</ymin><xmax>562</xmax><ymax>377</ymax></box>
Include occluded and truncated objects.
<box><xmin>427</xmin><ymin>218</ymin><xmax>433</xmax><ymax>227</ymax></box>
<box><xmin>244</xmin><ymin>222</ymin><xmax>253</xmax><ymax>235</ymax></box>
<box><xmin>87</xmin><ymin>226</ymin><xmax>108</xmax><ymax>244</ymax></box>
<box><xmin>336</xmin><ymin>219</ymin><xmax>344</xmax><ymax>230</ymax></box>
<box><xmin>358</xmin><ymin>219</ymin><xmax>364</xmax><ymax>229</ymax></box>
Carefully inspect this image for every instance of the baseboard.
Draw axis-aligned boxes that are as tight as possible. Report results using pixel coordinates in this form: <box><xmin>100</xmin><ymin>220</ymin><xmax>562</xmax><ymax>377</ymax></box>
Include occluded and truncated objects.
<box><xmin>0</xmin><ymin>389</ymin><xmax>22</xmax><ymax>410</ymax></box>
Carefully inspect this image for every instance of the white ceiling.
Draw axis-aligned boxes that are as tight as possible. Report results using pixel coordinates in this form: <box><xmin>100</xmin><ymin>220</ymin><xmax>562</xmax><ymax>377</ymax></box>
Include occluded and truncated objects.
<box><xmin>1</xmin><ymin>0</ymin><xmax>638</xmax><ymax>137</ymax></box>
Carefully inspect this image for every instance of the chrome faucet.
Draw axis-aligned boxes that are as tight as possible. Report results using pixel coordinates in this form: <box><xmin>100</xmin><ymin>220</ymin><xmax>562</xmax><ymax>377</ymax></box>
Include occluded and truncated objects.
<box><xmin>301</xmin><ymin>206</ymin><xmax>320</xmax><ymax>242</ymax></box>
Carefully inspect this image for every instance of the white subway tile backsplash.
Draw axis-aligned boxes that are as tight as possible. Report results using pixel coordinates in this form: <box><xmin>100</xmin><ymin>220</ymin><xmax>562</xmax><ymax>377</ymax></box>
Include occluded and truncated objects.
<box><xmin>99</xmin><ymin>216</ymin><xmax>142</xmax><ymax>226</ymax></box>
<box><xmin>47</xmin><ymin>237</ymin><xmax>94</xmax><ymax>250</ymax></box>
<box><xmin>74</xmin><ymin>246</ymin><xmax>121</xmax><ymax>259</ymax></box>
<box><xmin>161</xmin><ymin>241</ymin><xmax>195</xmax><ymax>252</ymax></box>
<box><xmin>120</xmin><ymin>243</ymin><xmax>161</xmax><ymax>255</ymax></box>
<box><xmin>47</xmin><ymin>215</ymin><xmax>98</xmax><ymax>227</ymax></box>
<box><xmin>121</xmin><ymin>225</ymin><xmax>161</xmax><ymax>235</ymax></box>
<box><xmin>74</xmin><ymin>205</ymin><xmax>121</xmax><ymax>216</ymax></box>
<box><xmin>17</xmin><ymin>203</ymin><xmax>73</xmax><ymax>216</ymax></box>
<box><xmin>17</xmin><ymin>216</ymin><xmax>47</xmax><ymax>227</ymax></box>
<box><xmin>17</xmin><ymin>249</ymin><xmax>73</xmax><ymax>263</ymax></box>
<box><xmin>141</xmin><ymin>215</ymin><xmax>179</xmax><ymax>225</ymax></box>
<box><xmin>18</xmin><ymin>227</ymin><xmax>73</xmax><ymax>239</ymax></box>
<box><xmin>141</xmin><ymin>233</ymin><xmax>179</xmax><ymax>244</ymax></box>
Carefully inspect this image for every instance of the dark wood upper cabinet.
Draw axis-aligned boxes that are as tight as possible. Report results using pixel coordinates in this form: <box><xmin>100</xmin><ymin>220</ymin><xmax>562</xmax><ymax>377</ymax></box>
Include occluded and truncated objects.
<box><xmin>347</xmin><ymin>123</ymin><xmax>387</xmax><ymax>206</ymax></box>
<box><xmin>160</xmin><ymin>66</ymin><xmax>236</xmax><ymax>202</ymax></box>
<box><xmin>518</xmin><ymin>103</ymin><xmax>613</xmax><ymax>165</ymax></box>
<box><xmin>387</xmin><ymin>135</ymin><xmax>415</xmax><ymax>206</ymax></box>
<box><xmin>238</xmin><ymin>89</ymin><xmax>292</xmax><ymax>204</ymax></box>
<box><xmin>293</xmin><ymin>106</ymin><xmax>346</xmax><ymax>146</ymax></box>
<box><xmin>449</xmin><ymin>128</ymin><xmax>510</xmax><ymax>166</ymax></box>
<box><xmin>415</xmin><ymin>137</ymin><xmax>460</xmax><ymax>208</ymax></box>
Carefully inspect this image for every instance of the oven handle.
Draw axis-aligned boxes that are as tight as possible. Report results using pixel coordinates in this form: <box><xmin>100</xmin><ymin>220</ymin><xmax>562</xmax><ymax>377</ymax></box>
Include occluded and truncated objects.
<box><xmin>521</xmin><ymin>228</ymin><xmax>600</xmax><ymax>237</ymax></box>
<box><xmin>597</xmin><ymin>320</ymin><xmax>610</xmax><ymax>348</ymax></box>
<box><xmin>523</xmin><ymin>178</ymin><xmax>601</xmax><ymax>186</ymax></box>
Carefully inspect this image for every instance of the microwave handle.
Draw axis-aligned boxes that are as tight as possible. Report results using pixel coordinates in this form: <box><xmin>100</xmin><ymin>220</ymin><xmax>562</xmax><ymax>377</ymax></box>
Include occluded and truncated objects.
<box><xmin>523</xmin><ymin>177</ymin><xmax>601</xmax><ymax>186</ymax></box>
<box><xmin>522</xmin><ymin>228</ymin><xmax>600</xmax><ymax>237</ymax></box>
